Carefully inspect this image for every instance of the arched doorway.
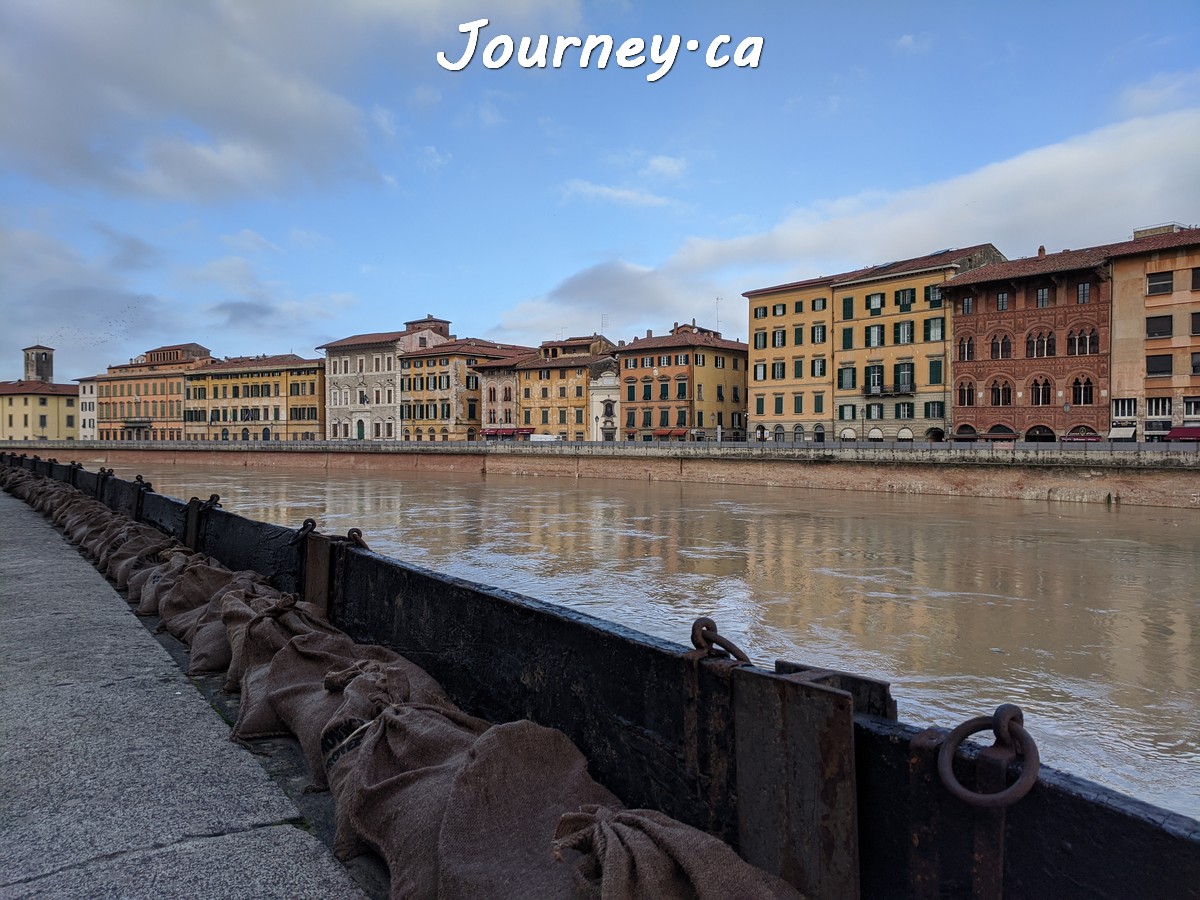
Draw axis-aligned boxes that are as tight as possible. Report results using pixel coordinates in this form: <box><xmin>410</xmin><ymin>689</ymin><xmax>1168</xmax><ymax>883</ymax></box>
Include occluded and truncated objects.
<box><xmin>262</xmin><ymin>427</ymin><xmax>270</xmax><ymax>441</ymax></box>
<box><xmin>954</xmin><ymin>425</ymin><xmax>977</xmax><ymax>442</ymax></box>
<box><xmin>755</xmin><ymin>424</ymin><xmax>767</xmax><ymax>442</ymax></box>
<box><xmin>925</xmin><ymin>428</ymin><xmax>946</xmax><ymax>442</ymax></box>
<box><xmin>793</xmin><ymin>424</ymin><xmax>805</xmax><ymax>442</ymax></box>
<box><xmin>241</xmin><ymin>428</ymin><xmax>250</xmax><ymax>441</ymax></box>
<box><xmin>839</xmin><ymin>427</ymin><xmax>857</xmax><ymax>441</ymax></box>
<box><xmin>813</xmin><ymin>425</ymin><xmax>825</xmax><ymax>443</ymax></box>
<box><xmin>867</xmin><ymin>427</ymin><xmax>884</xmax><ymax>442</ymax></box>
<box><xmin>1025</xmin><ymin>425</ymin><xmax>1055</xmax><ymax>442</ymax></box>
<box><xmin>986</xmin><ymin>425</ymin><xmax>1016</xmax><ymax>442</ymax></box>
<box><xmin>897</xmin><ymin>427</ymin><xmax>914</xmax><ymax>442</ymax></box>
<box><xmin>356</xmin><ymin>420</ymin><xmax>365</xmax><ymax>440</ymax></box>
<box><xmin>774</xmin><ymin>425</ymin><xmax>785</xmax><ymax>442</ymax></box>
<box><xmin>467</xmin><ymin>428</ymin><xmax>476</xmax><ymax>441</ymax></box>
<box><xmin>221</xmin><ymin>428</ymin><xmax>229</xmax><ymax>441</ymax></box>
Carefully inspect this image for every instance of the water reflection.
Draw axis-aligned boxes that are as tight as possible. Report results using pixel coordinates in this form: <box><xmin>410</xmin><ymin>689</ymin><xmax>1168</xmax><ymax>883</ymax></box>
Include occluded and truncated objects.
<box><xmin>110</xmin><ymin>462</ymin><xmax>1199</xmax><ymax>820</ymax></box>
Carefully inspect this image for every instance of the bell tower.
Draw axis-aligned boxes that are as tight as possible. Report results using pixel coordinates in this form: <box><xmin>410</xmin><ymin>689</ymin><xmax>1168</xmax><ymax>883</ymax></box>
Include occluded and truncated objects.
<box><xmin>23</xmin><ymin>345</ymin><xmax>54</xmax><ymax>383</ymax></box>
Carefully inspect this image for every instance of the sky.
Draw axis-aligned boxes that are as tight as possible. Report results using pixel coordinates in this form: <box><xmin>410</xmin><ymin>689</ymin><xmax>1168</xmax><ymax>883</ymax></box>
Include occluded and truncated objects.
<box><xmin>2</xmin><ymin>0</ymin><xmax>1199</xmax><ymax>384</ymax></box>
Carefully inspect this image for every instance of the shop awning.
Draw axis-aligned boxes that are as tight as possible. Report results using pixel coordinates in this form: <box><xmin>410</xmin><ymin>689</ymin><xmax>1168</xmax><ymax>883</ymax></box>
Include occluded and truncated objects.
<box><xmin>1107</xmin><ymin>426</ymin><xmax>1137</xmax><ymax>440</ymax></box>
<box><xmin>669</xmin><ymin>429</ymin><xmax>687</xmax><ymax>437</ymax></box>
<box><xmin>516</xmin><ymin>427</ymin><xmax>535</xmax><ymax>434</ymax></box>
<box><xmin>652</xmin><ymin>428</ymin><xmax>672</xmax><ymax>436</ymax></box>
<box><xmin>1166</xmin><ymin>426</ymin><xmax>1200</xmax><ymax>441</ymax></box>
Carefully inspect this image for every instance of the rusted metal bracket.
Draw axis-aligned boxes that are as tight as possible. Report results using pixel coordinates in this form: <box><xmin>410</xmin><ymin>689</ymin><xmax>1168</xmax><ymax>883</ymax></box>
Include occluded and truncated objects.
<box><xmin>775</xmin><ymin>660</ymin><xmax>897</xmax><ymax>720</ymax></box>
<box><xmin>183</xmin><ymin>493</ymin><xmax>220</xmax><ymax>550</ymax></box>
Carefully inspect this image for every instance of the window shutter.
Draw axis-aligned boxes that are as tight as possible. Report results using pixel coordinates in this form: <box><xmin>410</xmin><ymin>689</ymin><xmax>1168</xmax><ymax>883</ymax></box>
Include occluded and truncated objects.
<box><xmin>843</xmin><ymin>296</ymin><xmax>855</xmax><ymax>319</ymax></box>
<box><xmin>842</xmin><ymin>328</ymin><xmax>854</xmax><ymax>350</ymax></box>
<box><xmin>924</xmin><ymin>285</ymin><xmax>931</xmax><ymax>303</ymax></box>
<box><xmin>923</xmin><ymin>319</ymin><xmax>932</xmax><ymax>342</ymax></box>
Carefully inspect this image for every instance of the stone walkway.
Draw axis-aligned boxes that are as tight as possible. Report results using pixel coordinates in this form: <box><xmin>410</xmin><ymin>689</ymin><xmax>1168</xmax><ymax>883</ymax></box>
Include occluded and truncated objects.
<box><xmin>0</xmin><ymin>491</ymin><xmax>366</xmax><ymax>899</ymax></box>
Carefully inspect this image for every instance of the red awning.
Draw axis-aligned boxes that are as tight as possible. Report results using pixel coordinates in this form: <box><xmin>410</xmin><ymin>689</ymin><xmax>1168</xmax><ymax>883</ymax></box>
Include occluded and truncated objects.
<box><xmin>652</xmin><ymin>428</ymin><xmax>672</xmax><ymax>436</ymax></box>
<box><xmin>669</xmin><ymin>429</ymin><xmax>688</xmax><ymax>437</ymax></box>
<box><xmin>516</xmin><ymin>427</ymin><xmax>535</xmax><ymax>434</ymax></box>
<box><xmin>1166</xmin><ymin>426</ymin><xmax>1200</xmax><ymax>441</ymax></box>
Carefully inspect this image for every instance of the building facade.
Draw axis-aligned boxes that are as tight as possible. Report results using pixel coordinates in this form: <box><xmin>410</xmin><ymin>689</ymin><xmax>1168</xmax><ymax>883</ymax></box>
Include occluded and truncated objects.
<box><xmin>319</xmin><ymin>316</ymin><xmax>453</xmax><ymax>441</ymax></box>
<box><xmin>744</xmin><ymin>246</ymin><xmax>1004</xmax><ymax>441</ymax></box>
<box><xmin>183</xmin><ymin>354</ymin><xmax>325</xmax><ymax>441</ymax></box>
<box><xmin>941</xmin><ymin>245</ymin><xmax>1112</xmax><ymax>441</ymax></box>
<box><xmin>94</xmin><ymin>343</ymin><xmax>213</xmax><ymax>441</ymax></box>
<box><xmin>514</xmin><ymin>335</ymin><xmax>618</xmax><ymax>441</ymax></box>
<box><xmin>475</xmin><ymin>354</ymin><xmax>533</xmax><ymax>440</ymax></box>
<box><xmin>1107</xmin><ymin>226</ymin><xmax>1200</xmax><ymax>441</ymax></box>
<box><xmin>2</xmin><ymin>346</ymin><xmax>79</xmax><ymax>441</ymax></box>
<box><xmin>400</xmin><ymin>339</ymin><xmax>533</xmax><ymax>441</ymax></box>
<box><xmin>76</xmin><ymin>377</ymin><xmax>98</xmax><ymax>440</ymax></box>
<box><xmin>614</xmin><ymin>323</ymin><xmax>748</xmax><ymax>442</ymax></box>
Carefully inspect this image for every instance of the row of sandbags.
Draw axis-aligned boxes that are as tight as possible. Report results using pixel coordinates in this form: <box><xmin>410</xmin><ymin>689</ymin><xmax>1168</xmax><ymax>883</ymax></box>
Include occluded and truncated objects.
<box><xmin>1</xmin><ymin>467</ymin><xmax>802</xmax><ymax>900</ymax></box>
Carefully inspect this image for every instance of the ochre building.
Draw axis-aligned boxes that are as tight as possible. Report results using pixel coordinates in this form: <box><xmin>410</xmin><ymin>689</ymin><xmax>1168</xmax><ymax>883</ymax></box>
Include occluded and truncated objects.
<box><xmin>183</xmin><ymin>354</ymin><xmax>325</xmax><ymax>441</ymax></box>
<box><xmin>94</xmin><ymin>343</ymin><xmax>213</xmax><ymax>441</ymax></box>
<box><xmin>1</xmin><ymin>346</ymin><xmax>79</xmax><ymax>441</ymax></box>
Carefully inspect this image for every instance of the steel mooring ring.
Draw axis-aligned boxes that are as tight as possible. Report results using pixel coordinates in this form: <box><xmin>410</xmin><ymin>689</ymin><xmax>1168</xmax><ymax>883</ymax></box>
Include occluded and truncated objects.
<box><xmin>346</xmin><ymin>528</ymin><xmax>370</xmax><ymax>550</ymax></box>
<box><xmin>937</xmin><ymin>703</ymin><xmax>1040</xmax><ymax>808</ymax></box>
<box><xmin>287</xmin><ymin>518</ymin><xmax>318</xmax><ymax>546</ymax></box>
<box><xmin>690</xmin><ymin>616</ymin><xmax>751</xmax><ymax>664</ymax></box>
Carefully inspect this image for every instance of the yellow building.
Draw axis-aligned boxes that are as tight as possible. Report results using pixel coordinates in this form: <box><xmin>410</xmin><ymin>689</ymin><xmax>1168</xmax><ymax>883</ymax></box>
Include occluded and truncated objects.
<box><xmin>514</xmin><ymin>335</ymin><xmax>617</xmax><ymax>441</ymax></box>
<box><xmin>1</xmin><ymin>346</ymin><xmax>79</xmax><ymax>441</ymax></box>
<box><xmin>614</xmin><ymin>323</ymin><xmax>747</xmax><ymax>441</ymax></box>
<box><xmin>95</xmin><ymin>343</ymin><xmax>213</xmax><ymax>441</ymax></box>
<box><xmin>183</xmin><ymin>354</ymin><xmax>325</xmax><ymax>441</ymax></box>
<box><xmin>401</xmin><ymin>339</ymin><xmax>533</xmax><ymax>441</ymax></box>
<box><xmin>744</xmin><ymin>245</ymin><xmax>1004</xmax><ymax>442</ymax></box>
<box><xmin>1108</xmin><ymin>225</ymin><xmax>1200</xmax><ymax>441</ymax></box>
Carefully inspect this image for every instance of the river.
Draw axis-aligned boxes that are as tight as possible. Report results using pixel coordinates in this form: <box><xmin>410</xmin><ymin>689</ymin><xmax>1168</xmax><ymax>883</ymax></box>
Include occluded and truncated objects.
<box><xmin>108</xmin><ymin>461</ymin><xmax>1200</xmax><ymax>821</ymax></box>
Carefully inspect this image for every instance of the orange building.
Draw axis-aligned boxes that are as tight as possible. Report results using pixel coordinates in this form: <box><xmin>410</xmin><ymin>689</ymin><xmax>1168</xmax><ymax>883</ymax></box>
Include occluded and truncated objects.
<box><xmin>94</xmin><ymin>343</ymin><xmax>213</xmax><ymax>441</ymax></box>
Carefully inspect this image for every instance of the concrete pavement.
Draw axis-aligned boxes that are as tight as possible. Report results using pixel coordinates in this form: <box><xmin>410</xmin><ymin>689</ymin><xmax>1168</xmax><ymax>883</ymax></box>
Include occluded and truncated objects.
<box><xmin>0</xmin><ymin>490</ymin><xmax>367</xmax><ymax>899</ymax></box>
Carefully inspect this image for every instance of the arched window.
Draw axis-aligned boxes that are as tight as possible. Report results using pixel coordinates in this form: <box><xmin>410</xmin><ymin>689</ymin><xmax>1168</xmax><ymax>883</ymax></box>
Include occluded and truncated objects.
<box><xmin>1088</xmin><ymin>329</ymin><xmax>1099</xmax><ymax>354</ymax></box>
<box><xmin>774</xmin><ymin>425</ymin><xmax>785</xmax><ymax>442</ymax></box>
<box><xmin>1072</xmin><ymin>377</ymin><xmax>1094</xmax><ymax>405</ymax></box>
<box><xmin>503</xmin><ymin>386</ymin><xmax>512</xmax><ymax>402</ymax></box>
<box><xmin>793</xmin><ymin>424</ymin><xmax>805</xmax><ymax>442</ymax></box>
<box><xmin>1031</xmin><ymin>378</ymin><xmax>1051</xmax><ymax>406</ymax></box>
<box><xmin>990</xmin><ymin>334</ymin><xmax>1011</xmax><ymax>359</ymax></box>
<box><xmin>488</xmin><ymin>387</ymin><xmax>496</xmax><ymax>402</ymax></box>
<box><xmin>990</xmin><ymin>380</ymin><xmax>1012</xmax><ymax>406</ymax></box>
<box><xmin>959</xmin><ymin>337</ymin><xmax>975</xmax><ymax>361</ymax></box>
<box><xmin>958</xmin><ymin>381</ymin><xmax>975</xmax><ymax>406</ymax></box>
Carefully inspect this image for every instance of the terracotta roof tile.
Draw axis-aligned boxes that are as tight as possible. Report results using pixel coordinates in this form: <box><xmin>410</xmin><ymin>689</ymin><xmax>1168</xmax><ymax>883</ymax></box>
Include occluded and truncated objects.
<box><xmin>316</xmin><ymin>330</ymin><xmax>412</xmax><ymax>350</ymax></box>
<box><xmin>617</xmin><ymin>332</ymin><xmax>748</xmax><ymax>353</ymax></box>
<box><xmin>192</xmin><ymin>354</ymin><xmax>320</xmax><ymax>373</ymax></box>
<box><xmin>402</xmin><ymin>338</ymin><xmax>535</xmax><ymax>359</ymax></box>
<box><xmin>0</xmin><ymin>381</ymin><xmax>79</xmax><ymax>397</ymax></box>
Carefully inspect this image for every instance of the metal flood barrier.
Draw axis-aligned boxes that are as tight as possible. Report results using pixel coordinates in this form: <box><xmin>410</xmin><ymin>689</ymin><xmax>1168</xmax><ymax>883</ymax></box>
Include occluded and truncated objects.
<box><xmin>6</xmin><ymin>453</ymin><xmax>1199</xmax><ymax>899</ymax></box>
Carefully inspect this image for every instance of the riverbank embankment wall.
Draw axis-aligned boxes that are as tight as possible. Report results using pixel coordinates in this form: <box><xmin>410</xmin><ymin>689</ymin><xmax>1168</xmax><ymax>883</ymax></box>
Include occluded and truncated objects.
<box><xmin>11</xmin><ymin>440</ymin><xmax>1200</xmax><ymax>509</ymax></box>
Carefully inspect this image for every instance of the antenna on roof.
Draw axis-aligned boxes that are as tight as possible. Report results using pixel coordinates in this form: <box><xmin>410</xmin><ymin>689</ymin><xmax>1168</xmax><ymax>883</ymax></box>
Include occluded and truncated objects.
<box><xmin>600</xmin><ymin>314</ymin><xmax>609</xmax><ymax>333</ymax></box>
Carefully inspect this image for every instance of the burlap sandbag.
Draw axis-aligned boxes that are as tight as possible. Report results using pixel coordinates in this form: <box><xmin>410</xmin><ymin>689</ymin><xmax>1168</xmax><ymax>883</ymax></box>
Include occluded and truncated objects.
<box><xmin>109</xmin><ymin>535</ymin><xmax>181</xmax><ymax>589</ymax></box>
<box><xmin>160</xmin><ymin>568</ymin><xmax>264</xmax><ymax>644</ymax></box>
<box><xmin>552</xmin><ymin>805</ymin><xmax>803</xmax><ymax>899</ymax></box>
<box><xmin>266</xmin><ymin>632</ymin><xmax>452</xmax><ymax>788</ymax></box>
<box><xmin>64</xmin><ymin>505</ymin><xmax>117</xmax><ymax>547</ymax></box>
<box><xmin>96</xmin><ymin>521</ymin><xmax>164</xmax><ymax>573</ymax></box>
<box><xmin>187</xmin><ymin>584</ymin><xmax>283</xmax><ymax>677</ymax></box>
<box><xmin>436</xmin><ymin>721</ymin><xmax>623</xmax><ymax>899</ymax></box>
<box><xmin>129</xmin><ymin>549</ymin><xmax>199</xmax><ymax>611</ymax></box>
<box><xmin>323</xmin><ymin>701</ymin><xmax>492</xmax><ymax>895</ymax></box>
<box><xmin>81</xmin><ymin>517</ymin><xmax>131</xmax><ymax>560</ymax></box>
<box><xmin>223</xmin><ymin>593</ymin><xmax>341</xmax><ymax>693</ymax></box>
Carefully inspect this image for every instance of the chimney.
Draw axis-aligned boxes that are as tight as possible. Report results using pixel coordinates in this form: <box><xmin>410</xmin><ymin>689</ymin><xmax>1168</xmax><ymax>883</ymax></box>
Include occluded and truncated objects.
<box><xmin>646</xmin><ymin>329</ymin><xmax>653</xmax><ymax>338</ymax></box>
<box><xmin>1037</xmin><ymin>245</ymin><xmax>1046</xmax><ymax>258</ymax></box>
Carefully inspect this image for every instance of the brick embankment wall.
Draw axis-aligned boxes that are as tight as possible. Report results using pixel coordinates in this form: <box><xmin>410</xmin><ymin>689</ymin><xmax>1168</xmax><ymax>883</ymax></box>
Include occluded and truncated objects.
<box><xmin>15</xmin><ymin>442</ymin><xmax>1200</xmax><ymax>509</ymax></box>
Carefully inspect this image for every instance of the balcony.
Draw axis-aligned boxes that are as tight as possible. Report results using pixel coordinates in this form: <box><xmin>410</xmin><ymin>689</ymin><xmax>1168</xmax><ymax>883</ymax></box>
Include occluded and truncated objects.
<box><xmin>862</xmin><ymin>383</ymin><xmax>915</xmax><ymax>398</ymax></box>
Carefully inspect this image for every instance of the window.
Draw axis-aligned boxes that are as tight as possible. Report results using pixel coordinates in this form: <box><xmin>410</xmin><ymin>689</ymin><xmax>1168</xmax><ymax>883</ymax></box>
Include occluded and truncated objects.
<box><xmin>794</xmin><ymin>300</ymin><xmax>804</xmax><ymax>313</ymax></box>
<box><xmin>642</xmin><ymin>383</ymin><xmax>652</xmax><ymax>400</ymax></box>
<box><xmin>895</xmin><ymin>402</ymin><xmax>914</xmax><ymax>419</ymax></box>
<box><xmin>642</xmin><ymin>410</ymin><xmax>653</xmax><ymax>427</ymax></box>
<box><xmin>811</xmin><ymin>324</ymin><xmax>827</xmax><ymax>344</ymax></box>
<box><xmin>1068</xmin><ymin>329</ymin><xmax>1099</xmax><ymax>355</ymax></box>
<box><xmin>1109</xmin><ymin>398</ymin><xmax>1136</xmax><ymax>420</ymax></box>
<box><xmin>842</xmin><ymin>296</ymin><xmax>855</xmax><ymax>320</ymax></box>
<box><xmin>866</xmin><ymin>403</ymin><xmax>884</xmax><ymax>420</ymax></box>
<box><xmin>866</xmin><ymin>324</ymin><xmax>885</xmax><ymax>348</ymax></box>
<box><xmin>659</xmin><ymin>382</ymin><xmax>669</xmax><ymax>400</ymax></box>
<box><xmin>1147</xmin><ymin>271</ymin><xmax>1173</xmax><ymax>295</ymax></box>
<box><xmin>774</xmin><ymin>396</ymin><xmax>784</xmax><ymax>415</ymax></box>
<box><xmin>837</xmin><ymin>367</ymin><xmax>857</xmax><ymax>390</ymax></box>
<box><xmin>753</xmin><ymin>363</ymin><xmax>766</xmax><ymax>381</ymax></box>
<box><xmin>865</xmin><ymin>364</ymin><xmax>883</xmax><ymax>394</ymax></box>
<box><xmin>813</xmin><ymin>394</ymin><xmax>825</xmax><ymax>414</ymax></box>
<box><xmin>812</xmin><ymin>297</ymin><xmax>827</xmax><ymax>311</ymax></box>
<box><xmin>1184</xmin><ymin>397</ymin><xmax>1200</xmax><ymax>418</ymax></box>
<box><xmin>659</xmin><ymin>410</ymin><xmax>669</xmax><ymax>427</ymax></box>
<box><xmin>658</xmin><ymin>355</ymin><xmax>671</xmax><ymax>367</ymax></box>
<box><xmin>641</xmin><ymin>357</ymin><xmax>653</xmax><ymax>368</ymax></box>
<box><xmin>895</xmin><ymin>321</ymin><xmax>914</xmax><ymax>345</ymax></box>
<box><xmin>958</xmin><ymin>337</ymin><xmax>975</xmax><ymax>361</ymax></box>
<box><xmin>841</xmin><ymin>327</ymin><xmax>854</xmax><ymax>350</ymax></box>
<box><xmin>1146</xmin><ymin>315</ymin><xmax>1173</xmax><ymax>338</ymax></box>
<box><xmin>772</xmin><ymin>329</ymin><xmax>787</xmax><ymax>348</ymax></box>
<box><xmin>924</xmin><ymin>401</ymin><xmax>945</xmax><ymax>418</ymax></box>
<box><xmin>772</xmin><ymin>362</ymin><xmax>786</xmax><ymax>379</ymax></box>
<box><xmin>753</xmin><ymin>305</ymin><xmax>768</xmax><ymax>318</ymax></box>
<box><xmin>1146</xmin><ymin>354</ymin><xmax>1173</xmax><ymax>376</ymax></box>
<box><xmin>1194</xmin><ymin>352</ymin><xmax>1200</xmax><ymax>375</ymax></box>
<box><xmin>695</xmin><ymin>354</ymin><xmax>706</xmax><ymax>366</ymax></box>
<box><xmin>928</xmin><ymin>358</ymin><xmax>943</xmax><ymax>385</ymax></box>
<box><xmin>1027</xmin><ymin>378</ymin><xmax>1053</xmax><ymax>407</ymax></box>
<box><xmin>1193</xmin><ymin>312</ymin><xmax>1200</xmax><ymax>335</ymax></box>
<box><xmin>716</xmin><ymin>385</ymin><xmax>724</xmax><ymax>401</ymax></box>
<box><xmin>995</xmin><ymin>291</ymin><xmax>1009</xmax><ymax>311</ymax></box>
<box><xmin>673</xmin><ymin>380</ymin><xmax>686</xmax><ymax>400</ymax></box>
<box><xmin>811</xmin><ymin>358</ymin><xmax>827</xmax><ymax>378</ymax></box>
<box><xmin>895</xmin><ymin>362</ymin><xmax>915</xmax><ymax>391</ymax></box>
<box><xmin>772</xmin><ymin>303</ymin><xmax>787</xmax><ymax>316</ymax></box>
<box><xmin>958</xmin><ymin>382</ymin><xmax>976</xmax><ymax>406</ymax></box>
<box><xmin>624</xmin><ymin>357</ymin><xmax>637</xmax><ymax>369</ymax></box>
<box><xmin>793</xmin><ymin>394</ymin><xmax>804</xmax><ymax>414</ymax></box>
<box><xmin>1035</xmin><ymin>287</ymin><xmax>1051</xmax><ymax>308</ymax></box>
<box><xmin>676</xmin><ymin>408</ymin><xmax>688</xmax><ymax>426</ymax></box>
<box><xmin>894</xmin><ymin>289</ymin><xmax>914</xmax><ymax>311</ymax></box>
<box><xmin>678</xmin><ymin>354</ymin><xmax>691</xmax><ymax>365</ymax></box>
<box><xmin>626</xmin><ymin>410</ymin><xmax>636</xmax><ymax>427</ymax></box>
<box><xmin>1072</xmin><ymin>378</ymin><xmax>1095</xmax><ymax>405</ymax></box>
<box><xmin>793</xmin><ymin>326</ymin><xmax>804</xmax><ymax>346</ymax></box>
<box><xmin>1027</xmin><ymin>331</ymin><xmax>1055</xmax><ymax>357</ymax></box>
<box><xmin>755</xmin><ymin>396</ymin><xmax>765</xmax><ymax>415</ymax></box>
<box><xmin>1146</xmin><ymin>397</ymin><xmax>1172</xmax><ymax>417</ymax></box>
<box><xmin>924</xmin><ymin>317</ymin><xmax>944</xmax><ymax>342</ymax></box>
<box><xmin>1076</xmin><ymin>283</ymin><xmax>1091</xmax><ymax>304</ymax></box>
<box><xmin>989</xmin><ymin>380</ymin><xmax>1013</xmax><ymax>406</ymax></box>
<box><xmin>793</xmin><ymin>359</ymin><xmax>804</xmax><ymax>379</ymax></box>
<box><xmin>838</xmin><ymin>404</ymin><xmax>856</xmax><ymax>420</ymax></box>
<box><xmin>961</xmin><ymin>296</ymin><xmax>974</xmax><ymax>314</ymax></box>
<box><xmin>926</xmin><ymin>285</ymin><xmax>943</xmax><ymax>308</ymax></box>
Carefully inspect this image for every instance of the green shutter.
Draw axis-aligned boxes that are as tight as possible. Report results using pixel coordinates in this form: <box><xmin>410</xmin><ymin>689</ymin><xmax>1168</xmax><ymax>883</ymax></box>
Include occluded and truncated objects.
<box><xmin>842</xmin><ymin>328</ymin><xmax>854</xmax><ymax>350</ymax></box>
<box><xmin>923</xmin><ymin>318</ymin><xmax>932</xmax><ymax>341</ymax></box>
<box><xmin>843</xmin><ymin>296</ymin><xmax>854</xmax><ymax>319</ymax></box>
<box><xmin>929</xmin><ymin>359</ymin><xmax>943</xmax><ymax>385</ymax></box>
<box><xmin>794</xmin><ymin>327</ymin><xmax>803</xmax><ymax>345</ymax></box>
<box><xmin>923</xmin><ymin>285</ymin><xmax>931</xmax><ymax>303</ymax></box>
<box><xmin>893</xmin><ymin>322</ymin><xmax>901</xmax><ymax>344</ymax></box>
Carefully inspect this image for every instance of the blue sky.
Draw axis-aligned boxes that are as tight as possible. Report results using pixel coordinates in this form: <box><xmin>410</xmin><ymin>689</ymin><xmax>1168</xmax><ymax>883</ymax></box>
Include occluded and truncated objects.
<box><xmin>2</xmin><ymin>0</ymin><xmax>1198</xmax><ymax>383</ymax></box>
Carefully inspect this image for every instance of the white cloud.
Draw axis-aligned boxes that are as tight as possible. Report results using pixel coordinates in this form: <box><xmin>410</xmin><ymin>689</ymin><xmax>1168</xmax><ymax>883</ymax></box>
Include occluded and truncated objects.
<box><xmin>641</xmin><ymin>155</ymin><xmax>687</xmax><ymax>180</ymax></box>
<box><xmin>420</xmin><ymin>146</ymin><xmax>452</xmax><ymax>171</ymax></box>
<box><xmin>488</xmin><ymin>109</ymin><xmax>1200</xmax><ymax>348</ymax></box>
<box><xmin>562</xmin><ymin>179</ymin><xmax>671</xmax><ymax>207</ymax></box>
<box><xmin>1118</xmin><ymin>69</ymin><xmax>1200</xmax><ymax>116</ymax></box>
<box><xmin>894</xmin><ymin>33</ymin><xmax>933</xmax><ymax>54</ymax></box>
<box><xmin>289</xmin><ymin>228</ymin><xmax>328</xmax><ymax>247</ymax></box>
<box><xmin>221</xmin><ymin>228</ymin><xmax>281</xmax><ymax>254</ymax></box>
